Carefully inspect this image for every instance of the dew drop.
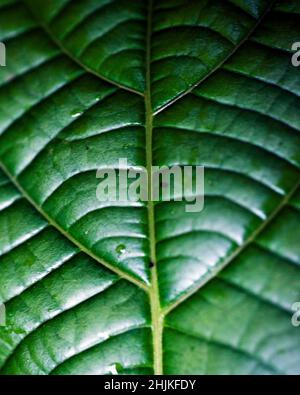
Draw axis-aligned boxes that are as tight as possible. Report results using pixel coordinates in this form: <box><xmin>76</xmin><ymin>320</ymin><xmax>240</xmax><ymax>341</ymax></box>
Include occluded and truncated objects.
<box><xmin>71</xmin><ymin>109</ymin><xmax>83</xmax><ymax>118</ymax></box>
<box><xmin>116</xmin><ymin>244</ymin><xmax>126</xmax><ymax>255</ymax></box>
<box><xmin>108</xmin><ymin>363</ymin><xmax>122</xmax><ymax>375</ymax></box>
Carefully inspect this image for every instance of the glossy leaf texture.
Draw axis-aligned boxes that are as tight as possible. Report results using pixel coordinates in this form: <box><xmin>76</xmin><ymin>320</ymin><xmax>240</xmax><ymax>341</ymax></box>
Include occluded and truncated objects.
<box><xmin>0</xmin><ymin>0</ymin><xmax>299</xmax><ymax>375</ymax></box>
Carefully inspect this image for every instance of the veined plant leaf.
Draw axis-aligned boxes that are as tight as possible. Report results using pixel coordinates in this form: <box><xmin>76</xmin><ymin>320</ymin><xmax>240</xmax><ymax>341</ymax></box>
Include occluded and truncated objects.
<box><xmin>0</xmin><ymin>0</ymin><xmax>299</xmax><ymax>375</ymax></box>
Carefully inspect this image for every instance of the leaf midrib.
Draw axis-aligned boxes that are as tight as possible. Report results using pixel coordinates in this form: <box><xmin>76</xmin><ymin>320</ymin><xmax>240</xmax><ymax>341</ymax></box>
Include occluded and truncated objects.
<box><xmin>145</xmin><ymin>0</ymin><xmax>163</xmax><ymax>375</ymax></box>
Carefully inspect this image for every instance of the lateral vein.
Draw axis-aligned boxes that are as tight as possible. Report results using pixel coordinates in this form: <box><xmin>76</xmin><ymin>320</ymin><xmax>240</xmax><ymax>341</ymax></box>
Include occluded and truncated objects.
<box><xmin>0</xmin><ymin>162</ymin><xmax>148</xmax><ymax>292</ymax></box>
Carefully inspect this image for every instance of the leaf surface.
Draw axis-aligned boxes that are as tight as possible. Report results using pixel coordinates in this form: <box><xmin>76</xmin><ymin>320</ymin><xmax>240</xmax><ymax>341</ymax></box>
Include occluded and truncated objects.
<box><xmin>0</xmin><ymin>0</ymin><xmax>299</xmax><ymax>374</ymax></box>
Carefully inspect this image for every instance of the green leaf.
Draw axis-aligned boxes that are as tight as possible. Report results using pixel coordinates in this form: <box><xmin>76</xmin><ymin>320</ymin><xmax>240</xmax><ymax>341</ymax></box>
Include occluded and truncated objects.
<box><xmin>0</xmin><ymin>0</ymin><xmax>299</xmax><ymax>375</ymax></box>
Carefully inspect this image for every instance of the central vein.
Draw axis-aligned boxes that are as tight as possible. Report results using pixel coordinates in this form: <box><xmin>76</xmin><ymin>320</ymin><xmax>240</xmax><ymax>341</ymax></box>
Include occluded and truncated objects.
<box><xmin>145</xmin><ymin>0</ymin><xmax>163</xmax><ymax>376</ymax></box>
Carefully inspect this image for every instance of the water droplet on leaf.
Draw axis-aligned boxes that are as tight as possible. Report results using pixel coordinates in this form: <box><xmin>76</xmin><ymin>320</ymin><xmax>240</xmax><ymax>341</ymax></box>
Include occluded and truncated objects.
<box><xmin>71</xmin><ymin>109</ymin><xmax>82</xmax><ymax>118</ymax></box>
<box><xmin>116</xmin><ymin>244</ymin><xmax>126</xmax><ymax>255</ymax></box>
